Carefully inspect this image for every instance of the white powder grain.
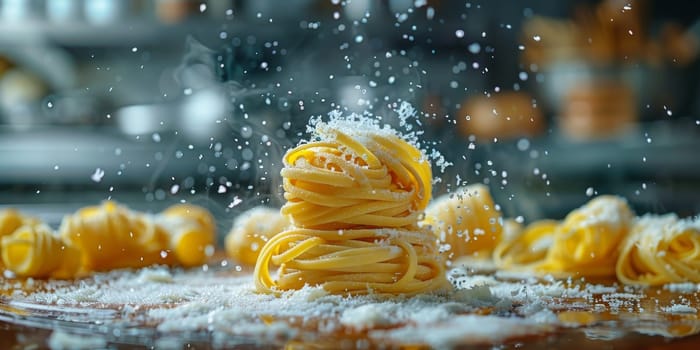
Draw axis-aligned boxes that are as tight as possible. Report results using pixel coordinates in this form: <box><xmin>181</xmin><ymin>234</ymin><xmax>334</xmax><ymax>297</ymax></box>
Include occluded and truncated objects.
<box><xmin>48</xmin><ymin>330</ymin><xmax>107</xmax><ymax>350</ymax></box>
<box><xmin>136</xmin><ymin>266</ymin><xmax>174</xmax><ymax>284</ymax></box>
<box><xmin>340</xmin><ymin>304</ymin><xmax>398</xmax><ymax>330</ymax></box>
<box><xmin>661</xmin><ymin>304</ymin><xmax>698</xmax><ymax>314</ymax></box>
<box><xmin>373</xmin><ymin>315</ymin><xmax>552</xmax><ymax>348</ymax></box>
<box><xmin>664</xmin><ymin>283</ymin><xmax>699</xmax><ymax>293</ymax></box>
<box><xmin>451</xmin><ymin>285</ymin><xmax>499</xmax><ymax>306</ymax></box>
<box><xmin>585</xmin><ymin>284</ymin><xmax>618</xmax><ymax>294</ymax></box>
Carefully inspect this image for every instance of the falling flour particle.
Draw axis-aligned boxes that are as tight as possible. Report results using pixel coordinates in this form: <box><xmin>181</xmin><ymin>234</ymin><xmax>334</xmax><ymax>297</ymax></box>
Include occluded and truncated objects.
<box><xmin>229</xmin><ymin>196</ymin><xmax>243</xmax><ymax>208</ymax></box>
<box><xmin>90</xmin><ymin>168</ymin><xmax>105</xmax><ymax>183</ymax></box>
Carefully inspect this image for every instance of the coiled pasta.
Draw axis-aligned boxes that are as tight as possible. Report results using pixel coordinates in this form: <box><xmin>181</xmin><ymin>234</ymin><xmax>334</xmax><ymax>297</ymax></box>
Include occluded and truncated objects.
<box><xmin>59</xmin><ymin>201</ymin><xmax>172</xmax><ymax>271</ymax></box>
<box><xmin>1</xmin><ymin>224</ymin><xmax>80</xmax><ymax>278</ymax></box>
<box><xmin>1</xmin><ymin>208</ymin><xmax>40</xmax><ymax>270</ymax></box>
<box><xmin>422</xmin><ymin>184</ymin><xmax>503</xmax><ymax>261</ymax></box>
<box><xmin>280</xmin><ymin>120</ymin><xmax>432</xmax><ymax>230</ymax></box>
<box><xmin>157</xmin><ymin>204</ymin><xmax>216</xmax><ymax>267</ymax></box>
<box><xmin>616</xmin><ymin>214</ymin><xmax>700</xmax><ymax>286</ymax></box>
<box><xmin>541</xmin><ymin>195</ymin><xmax>634</xmax><ymax>277</ymax></box>
<box><xmin>493</xmin><ymin>195</ymin><xmax>634</xmax><ymax>277</ymax></box>
<box><xmin>255</xmin><ymin>116</ymin><xmax>446</xmax><ymax>295</ymax></box>
<box><xmin>493</xmin><ymin>219</ymin><xmax>558</xmax><ymax>269</ymax></box>
<box><xmin>255</xmin><ymin>227</ymin><xmax>445</xmax><ymax>295</ymax></box>
<box><xmin>224</xmin><ymin>206</ymin><xmax>290</xmax><ymax>266</ymax></box>
<box><xmin>1</xmin><ymin>209</ymin><xmax>39</xmax><ymax>237</ymax></box>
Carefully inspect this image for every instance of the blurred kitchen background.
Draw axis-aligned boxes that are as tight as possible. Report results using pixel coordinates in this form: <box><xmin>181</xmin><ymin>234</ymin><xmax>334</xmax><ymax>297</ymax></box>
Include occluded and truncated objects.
<box><xmin>1</xmin><ymin>0</ymin><xmax>700</xmax><ymax>230</ymax></box>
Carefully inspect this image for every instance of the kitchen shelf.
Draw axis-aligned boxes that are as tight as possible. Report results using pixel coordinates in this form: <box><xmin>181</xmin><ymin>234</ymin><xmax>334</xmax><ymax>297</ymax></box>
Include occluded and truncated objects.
<box><xmin>0</xmin><ymin>18</ymin><xmax>287</xmax><ymax>48</ymax></box>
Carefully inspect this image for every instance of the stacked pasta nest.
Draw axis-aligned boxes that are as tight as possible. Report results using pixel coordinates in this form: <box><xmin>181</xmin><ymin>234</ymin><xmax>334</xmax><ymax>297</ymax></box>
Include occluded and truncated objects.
<box><xmin>253</xmin><ymin>116</ymin><xmax>448</xmax><ymax>295</ymax></box>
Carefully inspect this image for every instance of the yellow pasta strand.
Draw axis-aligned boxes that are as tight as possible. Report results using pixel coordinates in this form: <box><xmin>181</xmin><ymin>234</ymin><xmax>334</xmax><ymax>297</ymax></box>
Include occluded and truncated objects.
<box><xmin>1</xmin><ymin>224</ymin><xmax>81</xmax><ymax>279</ymax></box>
<box><xmin>1</xmin><ymin>209</ymin><xmax>40</xmax><ymax>237</ymax></box>
<box><xmin>422</xmin><ymin>184</ymin><xmax>503</xmax><ymax>260</ymax></box>
<box><xmin>1</xmin><ymin>209</ymin><xmax>23</xmax><ymax>237</ymax></box>
<box><xmin>493</xmin><ymin>219</ymin><xmax>558</xmax><ymax>269</ymax></box>
<box><xmin>501</xmin><ymin>218</ymin><xmax>525</xmax><ymax>241</ymax></box>
<box><xmin>59</xmin><ymin>201</ymin><xmax>172</xmax><ymax>271</ymax></box>
<box><xmin>1</xmin><ymin>208</ymin><xmax>41</xmax><ymax>270</ymax></box>
<box><xmin>255</xmin><ymin>116</ymin><xmax>446</xmax><ymax>295</ymax></box>
<box><xmin>224</xmin><ymin>206</ymin><xmax>290</xmax><ymax>266</ymax></box>
<box><xmin>157</xmin><ymin>204</ymin><xmax>216</xmax><ymax>267</ymax></box>
<box><xmin>616</xmin><ymin>214</ymin><xmax>700</xmax><ymax>286</ymax></box>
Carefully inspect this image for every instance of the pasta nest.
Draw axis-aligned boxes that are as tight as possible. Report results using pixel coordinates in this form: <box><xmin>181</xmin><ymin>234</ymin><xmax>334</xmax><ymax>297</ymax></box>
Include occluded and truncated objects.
<box><xmin>254</xmin><ymin>227</ymin><xmax>445</xmax><ymax>295</ymax></box>
<box><xmin>494</xmin><ymin>195</ymin><xmax>634</xmax><ymax>277</ymax></box>
<box><xmin>1</xmin><ymin>223</ymin><xmax>80</xmax><ymax>278</ymax></box>
<box><xmin>422</xmin><ymin>184</ymin><xmax>503</xmax><ymax>261</ymax></box>
<box><xmin>157</xmin><ymin>204</ymin><xmax>217</xmax><ymax>267</ymax></box>
<box><xmin>280</xmin><ymin>123</ymin><xmax>432</xmax><ymax>230</ymax></box>
<box><xmin>616</xmin><ymin>214</ymin><xmax>700</xmax><ymax>286</ymax></box>
<box><xmin>225</xmin><ymin>206</ymin><xmax>290</xmax><ymax>267</ymax></box>
<box><xmin>59</xmin><ymin>201</ymin><xmax>172</xmax><ymax>271</ymax></box>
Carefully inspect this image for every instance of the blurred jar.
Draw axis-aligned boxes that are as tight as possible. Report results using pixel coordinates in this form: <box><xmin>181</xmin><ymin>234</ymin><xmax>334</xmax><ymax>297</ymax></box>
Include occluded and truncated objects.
<box><xmin>0</xmin><ymin>57</ymin><xmax>11</xmax><ymax>76</ymax></box>
<box><xmin>1</xmin><ymin>0</ymin><xmax>43</xmax><ymax>22</ymax></box>
<box><xmin>84</xmin><ymin>0</ymin><xmax>131</xmax><ymax>25</ymax></box>
<box><xmin>46</xmin><ymin>0</ymin><xmax>82</xmax><ymax>23</ymax></box>
<box><xmin>539</xmin><ymin>61</ymin><xmax>659</xmax><ymax>122</ymax></box>
<box><xmin>558</xmin><ymin>81</ymin><xmax>636</xmax><ymax>140</ymax></box>
<box><xmin>457</xmin><ymin>91</ymin><xmax>545</xmax><ymax>142</ymax></box>
<box><xmin>155</xmin><ymin>0</ymin><xmax>194</xmax><ymax>24</ymax></box>
<box><xmin>0</xmin><ymin>68</ymin><xmax>48</xmax><ymax>128</ymax></box>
